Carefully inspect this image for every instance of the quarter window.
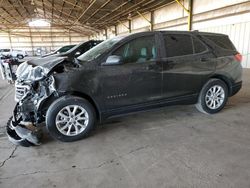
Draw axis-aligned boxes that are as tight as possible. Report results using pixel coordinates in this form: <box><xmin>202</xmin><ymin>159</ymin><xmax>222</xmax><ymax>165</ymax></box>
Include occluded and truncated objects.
<box><xmin>192</xmin><ymin>37</ymin><xmax>207</xmax><ymax>53</ymax></box>
<box><xmin>112</xmin><ymin>35</ymin><xmax>157</xmax><ymax>64</ymax></box>
<box><xmin>203</xmin><ymin>35</ymin><xmax>236</xmax><ymax>50</ymax></box>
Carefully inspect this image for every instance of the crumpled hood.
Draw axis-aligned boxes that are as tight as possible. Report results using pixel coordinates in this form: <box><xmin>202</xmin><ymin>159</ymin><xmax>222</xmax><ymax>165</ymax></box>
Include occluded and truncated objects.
<box><xmin>27</xmin><ymin>56</ymin><xmax>67</xmax><ymax>70</ymax></box>
<box><xmin>16</xmin><ymin>56</ymin><xmax>67</xmax><ymax>81</ymax></box>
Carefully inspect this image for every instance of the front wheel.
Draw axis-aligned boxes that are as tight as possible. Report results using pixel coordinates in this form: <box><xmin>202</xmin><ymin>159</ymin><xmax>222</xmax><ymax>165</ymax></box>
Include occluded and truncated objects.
<box><xmin>46</xmin><ymin>96</ymin><xmax>96</xmax><ymax>142</ymax></box>
<box><xmin>196</xmin><ymin>79</ymin><xmax>228</xmax><ymax>114</ymax></box>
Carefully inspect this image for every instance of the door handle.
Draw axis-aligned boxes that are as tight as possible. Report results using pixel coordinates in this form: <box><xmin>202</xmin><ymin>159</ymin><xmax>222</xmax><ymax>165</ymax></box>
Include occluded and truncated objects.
<box><xmin>200</xmin><ymin>57</ymin><xmax>209</xmax><ymax>62</ymax></box>
<box><xmin>166</xmin><ymin>60</ymin><xmax>174</xmax><ymax>63</ymax></box>
<box><xmin>146</xmin><ymin>63</ymin><xmax>162</xmax><ymax>71</ymax></box>
<box><xmin>146</xmin><ymin>64</ymin><xmax>155</xmax><ymax>70</ymax></box>
<box><xmin>162</xmin><ymin>60</ymin><xmax>174</xmax><ymax>69</ymax></box>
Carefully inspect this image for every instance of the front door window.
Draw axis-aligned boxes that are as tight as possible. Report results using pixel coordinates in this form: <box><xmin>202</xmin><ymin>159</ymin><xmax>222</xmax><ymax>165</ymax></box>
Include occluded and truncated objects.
<box><xmin>112</xmin><ymin>35</ymin><xmax>157</xmax><ymax>64</ymax></box>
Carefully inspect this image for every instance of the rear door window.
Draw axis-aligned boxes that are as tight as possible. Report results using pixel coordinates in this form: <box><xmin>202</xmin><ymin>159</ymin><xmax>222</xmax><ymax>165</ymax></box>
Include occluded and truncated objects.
<box><xmin>163</xmin><ymin>34</ymin><xmax>207</xmax><ymax>57</ymax></box>
<box><xmin>163</xmin><ymin>34</ymin><xmax>193</xmax><ymax>57</ymax></box>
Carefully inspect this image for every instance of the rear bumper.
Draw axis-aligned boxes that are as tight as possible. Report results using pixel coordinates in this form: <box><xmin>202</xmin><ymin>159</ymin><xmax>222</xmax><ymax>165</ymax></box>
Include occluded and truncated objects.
<box><xmin>230</xmin><ymin>81</ymin><xmax>242</xmax><ymax>96</ymax></box>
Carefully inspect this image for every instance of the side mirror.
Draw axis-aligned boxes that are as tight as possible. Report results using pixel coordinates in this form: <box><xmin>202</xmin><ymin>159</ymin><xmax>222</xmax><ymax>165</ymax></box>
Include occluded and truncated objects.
<box><xmin>75</xmin><ymin>51</ymin><xmax>81</xmax><ymax>57</ymax></box>
<box><xmin>103</xmin><ymin>55</ymin><xmax>123</xmax><ymax>66</ymax></box>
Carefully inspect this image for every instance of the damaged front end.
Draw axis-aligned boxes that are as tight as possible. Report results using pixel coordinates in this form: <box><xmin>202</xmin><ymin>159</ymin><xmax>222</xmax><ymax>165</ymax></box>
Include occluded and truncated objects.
<box><xmin>7</xmin><ymin>58</ymin><xmax>63</xmax><ymax>146</ymax></box>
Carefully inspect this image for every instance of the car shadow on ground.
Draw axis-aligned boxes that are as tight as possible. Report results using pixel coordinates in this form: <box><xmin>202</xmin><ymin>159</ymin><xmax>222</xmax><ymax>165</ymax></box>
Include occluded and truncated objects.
<box><xmin>41</xmin><ymin>86</ymin><xmax>250</xmax><ymax>145</ymax></box>
<box><xmin>40</xmin><ymin>104</ymin><xmax>203</xmax><ymax>144</ymax></box>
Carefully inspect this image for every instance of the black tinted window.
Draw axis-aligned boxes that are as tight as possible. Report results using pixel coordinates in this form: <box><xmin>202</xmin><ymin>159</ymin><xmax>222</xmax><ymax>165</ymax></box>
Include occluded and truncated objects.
<box><xmin>164</xmin><ymin>34</ymin><xmax>193</xmax><ymax>57</ymax></box>
<box><xmin>192</xmin><ymin>37</ymin><xmax>207</xmax><ymax>53</ymax></box>
<box><xmin>113</xmin><ymin>35</ymin><xmax>157</xmax><ymax>64</ymax></box>
<box><xmin>203</xmin><ymin>35</ymin><xmax>236</xmax><ymax>50</ymax></box>
<box><xmin>76</xmin><ymin>42</ymin><xmax>100</xmax><ymax>56</ymax></box>
<box><xmin>58</xmin><ymin>45</ymin><xmax>74</xmax><ymax>53</ymax></box>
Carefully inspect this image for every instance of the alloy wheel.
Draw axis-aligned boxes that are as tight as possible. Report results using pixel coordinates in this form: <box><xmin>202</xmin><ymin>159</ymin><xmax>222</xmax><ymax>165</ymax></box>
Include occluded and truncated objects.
<box><xmin>205</xmin><ymin>85</ymin><xmax>225</xmax><ymax>110</ymax></box>
<box><xmin>55</xmin><ymin>105</ymin><xmax>89</xmax><ymax>136</ymax></box>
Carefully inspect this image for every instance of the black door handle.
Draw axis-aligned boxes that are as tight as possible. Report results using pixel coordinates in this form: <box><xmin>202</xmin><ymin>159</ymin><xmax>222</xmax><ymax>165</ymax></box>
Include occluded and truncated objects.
<box><xmin>146</xmin><ymin>64</ymin><xmax>155</xmax><ymax>70</ymax></box>
<box><xmin>200</xmin><ymin>57</ymin><xmax>209</xmax><ymax>62</ymax></box>
<box><xmin>166</xmin><ymin>60</ymin><xmax>174</xmax><ymax>63</ymax></box>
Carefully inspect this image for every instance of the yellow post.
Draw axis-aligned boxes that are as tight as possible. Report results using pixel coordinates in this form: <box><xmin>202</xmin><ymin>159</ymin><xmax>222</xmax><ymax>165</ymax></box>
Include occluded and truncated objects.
<box><xmin>188</xmin><ymin>0</ymin><xmax>193</xmax><ymax>31</ymax></box>
<box><xmin>175</xmin><ymin>0</ymin><xmax>192</xmax><ymax>31</ymax></box>
<box><xmin>137</xmin><ymin>11</ymin><xmax>153</xmax><ymax>31</ymax></box>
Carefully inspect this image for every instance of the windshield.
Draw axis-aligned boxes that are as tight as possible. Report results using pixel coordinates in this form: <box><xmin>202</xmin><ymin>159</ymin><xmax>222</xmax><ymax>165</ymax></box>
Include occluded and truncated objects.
<box><xmin>77</xmin><ymin>36</ymin><xmax>125</xmax><ymax>62</ymax></box>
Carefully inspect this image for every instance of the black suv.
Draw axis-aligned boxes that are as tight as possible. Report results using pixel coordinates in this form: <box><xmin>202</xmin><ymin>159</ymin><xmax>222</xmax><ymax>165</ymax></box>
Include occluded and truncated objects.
<box><xmin>7</xmin><ymin>31</ymin><xmax>242</xmax><ymax>146</ymax></box>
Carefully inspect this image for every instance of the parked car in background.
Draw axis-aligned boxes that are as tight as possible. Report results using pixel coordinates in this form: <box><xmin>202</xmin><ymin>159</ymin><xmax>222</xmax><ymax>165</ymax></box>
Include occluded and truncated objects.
<box><xmin>62</xmin><ymin>40</ymin><xmax>103</xmax><ymax>58</ymax></box>
<box><xmin>0</xmin><ymin>49</ymin><xmax>27</xmax><ymax>59</ymax></box>
<box><xmin>42</xmin><ymin>40</ymin><xmax>103</xmax><ymax>59</ymax></box>
<box><xmin>7</xmin><ymin>31</ymin><xmax>242</xmax><ymax>146</ymax></box>
<box><xmin>42</xmin><ymin>44</ymin><xmax>76</xmax><ymax>57</ymax></box>
<box><xmin>0</xmin><ymin>55</ymin><xmax>20</xmax><ymax>83</ymax></box>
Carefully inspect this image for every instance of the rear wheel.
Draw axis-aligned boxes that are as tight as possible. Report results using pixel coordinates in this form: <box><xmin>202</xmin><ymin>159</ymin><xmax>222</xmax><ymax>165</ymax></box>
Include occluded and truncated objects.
<box><xmin>196</xmin><ymin>79</ymin><xmax>228</xmax><ymax>114</ymax></box>
<box><xmin>46</xmin><ymin>96</ymin><xmax>96</xmax><ymax>142</ymax></box>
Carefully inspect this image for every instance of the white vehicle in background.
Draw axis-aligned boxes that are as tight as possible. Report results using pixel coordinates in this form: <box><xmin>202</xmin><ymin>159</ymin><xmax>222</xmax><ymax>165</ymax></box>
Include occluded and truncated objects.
<box><xmin>0</xmin><ymin>49</ymin><xmax>28</xmax><ymax>59</ymax></box>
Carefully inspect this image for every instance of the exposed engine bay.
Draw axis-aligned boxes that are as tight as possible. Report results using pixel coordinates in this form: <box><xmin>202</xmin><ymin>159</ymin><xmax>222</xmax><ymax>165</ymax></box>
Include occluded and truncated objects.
<box><xmin>6</xmin><ymin>56</ymin><xmax>78</xmax><ymax>146</ymax></box>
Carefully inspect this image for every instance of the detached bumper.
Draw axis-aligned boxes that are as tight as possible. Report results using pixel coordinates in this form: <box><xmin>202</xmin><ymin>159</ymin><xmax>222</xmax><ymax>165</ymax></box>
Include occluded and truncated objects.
<box><xmin>6</xmin><ymin>106</ymin><xmax>43</xmax><ymax>147</ymax></box>
<box><xmin>6</xmin><ymin>124</ymin><xmax>34</xmax><ymax>147</ymax></box>
<box><xmin>6</xmin><ymin>119</ymin><xmax>42</xmax><ymax>147</ymax></box>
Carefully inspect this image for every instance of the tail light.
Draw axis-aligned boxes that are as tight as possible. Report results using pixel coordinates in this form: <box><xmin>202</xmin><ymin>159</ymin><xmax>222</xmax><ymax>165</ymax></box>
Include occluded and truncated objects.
<box><xmin>234</xmin><ymin>53</ymin><xmax>242</xmax><ymax>62</ymax></box>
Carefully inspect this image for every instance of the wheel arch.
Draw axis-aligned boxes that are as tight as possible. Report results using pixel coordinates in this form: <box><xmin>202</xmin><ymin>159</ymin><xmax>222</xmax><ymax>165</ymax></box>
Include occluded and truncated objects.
<box><xmin>65</xmin><ymin>91</ymin><xmax>101</xmax><ymax>122</ymax></box>
<box><xmin>209</xmin><ymin>74</ymin><xmax>233</xmax><ymax>96</ymax></box>
<box><xmin>39</xmin><ymin>91</ymin><xmax>102</xmax><ymax>122</ymax></box>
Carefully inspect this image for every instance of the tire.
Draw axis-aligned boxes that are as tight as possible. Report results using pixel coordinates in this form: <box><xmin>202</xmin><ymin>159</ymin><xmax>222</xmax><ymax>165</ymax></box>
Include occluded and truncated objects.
<box><xmin>17</xmin><ymin>54</ymin><xmax>24</xmax><ymax>59</ymax></box>
<box><xmin>46</xmin><ymin>95</ymin><xmax>96</xmax><ymax>142</ymax></box>
<box><xmin>195</xmin><ymin>79</ymin><xmax>228</xmax><ymax>114</ymax></box>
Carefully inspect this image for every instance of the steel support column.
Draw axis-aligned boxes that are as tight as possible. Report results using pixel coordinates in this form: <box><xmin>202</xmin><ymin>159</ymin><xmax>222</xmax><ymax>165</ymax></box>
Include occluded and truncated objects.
<box><xmin>69</xmin><ymin>30</ymin><xmax>72</xmax><ymax>44</ymax></box>
<box><xmin>128</xmin><ymin>20</ymin><xmax>132</xmax><ymax>33</ymax></box>
<box><xmin>175</xmin><ymin>0</ymin><xmax>193</xmax><ymax>31</ymax></box>
<box><xmin>29</xmin><ymin>28</ymin><xmax>34</xmax><ymax>56</ymax></box>
<box><xmin>114</xmin><ymin>25</ymin><xmax>117</xmax><ymax>36</ymax></box>
<box><xmin>188</xmin><ymin>0</ymin><xmax>193</xmax><ymax>31</ymax></box>
<box><xmin>8</xmin><ymin>30</ymin><xmax>13</xmax><ymax>49</ymax></box>
<box><xmin>137</xmin><ymin>11</ymin><xmax>153</xmax><ymax>31</ymax></box>
<box><xmin>118</xmin><ymin>20</ymin><xmax>131</xmax><ymax>33</ymax></box>
<box><xmin>105</xmin><ymin>29</ymin><xmax>108</xmax><ymax>39</ymax></box>
<box><xmin>150</xmin><ymin>11</ymin><xmax>154</xmax><ymax>31</ymax></box>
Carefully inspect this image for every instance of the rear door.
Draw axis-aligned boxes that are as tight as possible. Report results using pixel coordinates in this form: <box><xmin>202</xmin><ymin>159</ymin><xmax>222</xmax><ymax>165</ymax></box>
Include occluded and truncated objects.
<box><xmin>160</xmin><ymin>32</ymin><xmax>216</xmax><ymax>99</ymax></box>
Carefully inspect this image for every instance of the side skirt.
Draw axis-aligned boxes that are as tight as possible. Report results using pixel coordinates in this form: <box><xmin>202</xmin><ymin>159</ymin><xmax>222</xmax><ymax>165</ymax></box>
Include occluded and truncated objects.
<box><xmin>101</xmin><ymin>93</ymin><xmax>198</xmax><ymax>121</ymax></box>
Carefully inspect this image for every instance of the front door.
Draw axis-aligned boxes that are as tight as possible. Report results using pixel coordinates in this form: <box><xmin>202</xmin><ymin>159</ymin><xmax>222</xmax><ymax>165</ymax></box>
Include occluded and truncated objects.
<box><xmin>100</xmin><ymin>34</ymin><xmax>163</xmax><ymax>112</ymax></box>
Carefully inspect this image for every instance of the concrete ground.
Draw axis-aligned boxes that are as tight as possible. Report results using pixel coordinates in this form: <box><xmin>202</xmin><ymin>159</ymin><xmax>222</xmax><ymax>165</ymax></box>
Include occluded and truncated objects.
<box><xmin>0</xmin><ymin>70</ymin><xmax>250</xmax><ymax>188</ymax></box>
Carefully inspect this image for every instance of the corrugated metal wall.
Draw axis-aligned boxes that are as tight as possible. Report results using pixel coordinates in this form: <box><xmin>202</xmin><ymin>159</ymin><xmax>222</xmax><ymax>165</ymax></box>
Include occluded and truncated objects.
<box><xmin>200</xmin><ymin>21</ymin><xmax>250</xmax><ymax>68</ymax></box>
